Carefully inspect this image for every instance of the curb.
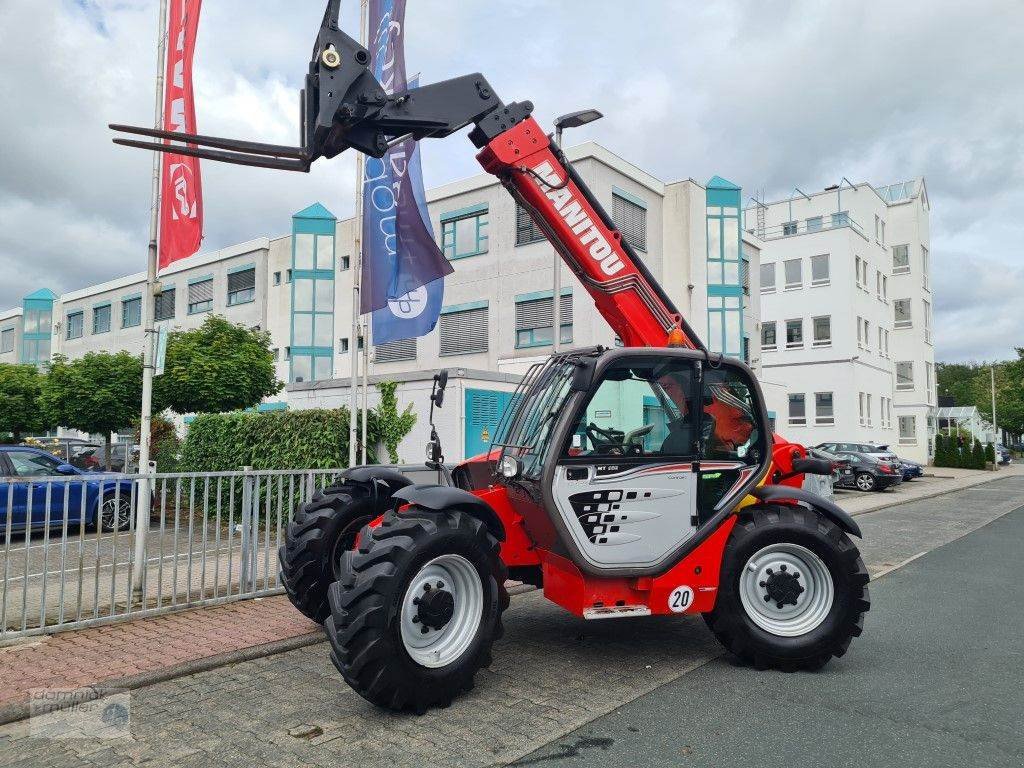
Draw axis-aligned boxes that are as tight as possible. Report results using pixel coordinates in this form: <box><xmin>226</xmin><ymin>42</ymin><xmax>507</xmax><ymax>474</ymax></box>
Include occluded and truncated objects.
<box><xmin>846</xmin><ymin>469</ymin><xmax>1020</xmax><ymax>518</ymax></box>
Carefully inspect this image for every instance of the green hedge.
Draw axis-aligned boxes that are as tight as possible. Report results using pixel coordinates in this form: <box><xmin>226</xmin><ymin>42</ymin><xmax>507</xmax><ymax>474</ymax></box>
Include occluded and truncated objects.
<box><xmin>179</xmin><ymin>407</ymin><xmax>379</xmax><ymax>472</ymax></box>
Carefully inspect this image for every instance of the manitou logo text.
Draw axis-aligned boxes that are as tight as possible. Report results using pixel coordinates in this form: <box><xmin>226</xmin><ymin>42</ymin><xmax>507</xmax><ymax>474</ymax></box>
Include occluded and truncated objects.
<box><xmin>529</xmin><ymin>161</ymin><xmax>625</xmax><ymax>277</ymax></box>
<box><xmin>169</xmin><ymin>162</ymin><xmax>198</xmax><ymax>221</ymax></box>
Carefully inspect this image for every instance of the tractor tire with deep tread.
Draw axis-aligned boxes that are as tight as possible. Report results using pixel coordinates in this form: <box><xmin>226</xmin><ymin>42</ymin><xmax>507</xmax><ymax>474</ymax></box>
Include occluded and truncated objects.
<box><xmin>278</xmin><ymin>482</ymin><xmax>379</xmax><ymax>623</ymax></box>
<box><xmin>704</xmin><ymin>503</ymin><xmax>870</xmax><ymax>671</ymax></box>
<box><xmin>325</xmin><ymin>505</ymin><xmax>508</xmax><ymax>713</ymax></box>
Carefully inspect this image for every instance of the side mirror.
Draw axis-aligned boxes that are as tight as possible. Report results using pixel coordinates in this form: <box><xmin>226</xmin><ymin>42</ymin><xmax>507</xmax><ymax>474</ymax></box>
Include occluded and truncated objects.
<box><xmin>432</xmin><ymin>370</ymin><xmax>449</xmax><ymax>409</ymax></box>
<box><xmin>56</xmin><ymin>464</ymin><xmax>78</xmax><ymax>476</ymax></box>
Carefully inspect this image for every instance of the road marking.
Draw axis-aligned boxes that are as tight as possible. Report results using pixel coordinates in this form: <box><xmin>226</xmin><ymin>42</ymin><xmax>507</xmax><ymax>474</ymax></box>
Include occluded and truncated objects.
<box><xmin>872</xmin><ymin>551</ymin><xmax>928</xmax><ymax>579</ymax></box>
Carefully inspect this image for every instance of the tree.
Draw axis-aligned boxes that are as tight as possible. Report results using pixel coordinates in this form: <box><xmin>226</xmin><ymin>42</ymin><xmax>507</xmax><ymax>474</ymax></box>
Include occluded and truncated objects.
<box><xmin>0</xmin><ymin>364</ymin><xmax>45</xmax><ymax>443</ymax></box>
<box><xmin>134</xmin><ymin>413</ymin><xmax>181</xmax><ymax>472</ymax></box>
<box><xmin>937</xmin><ymin>351</ymin><xmax>1024</xmax><ymax>440</ymax></box>
<box><xmin>971</xmin><ymin>439</ymin><xmax>985</xmax><ymax>470</ymax></box>
<box><xmin>369</xmin><ymin>381</ymin><xmax>417</xmax><ymax>464</ymax></box>
<box><xmin>155</xmin><ymin>315</ymin><xmax>282</xmax><ymax>415</ymax></box>
<box><xmin>40</xmin><ymin>353</ymin><xmax>143</xmax><ymax>470</ymax></box>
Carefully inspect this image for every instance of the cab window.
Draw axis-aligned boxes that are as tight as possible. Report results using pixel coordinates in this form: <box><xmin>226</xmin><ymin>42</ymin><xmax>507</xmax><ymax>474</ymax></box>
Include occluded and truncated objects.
<box><xmin>566</xmin><ymin>358</ymin><xmax>698</xmax><ymax>458</ymax></box>
<box><xmin>700</xmin><ymin>366</ymin><xmax>764</xmax><ymax>465</ymax></box>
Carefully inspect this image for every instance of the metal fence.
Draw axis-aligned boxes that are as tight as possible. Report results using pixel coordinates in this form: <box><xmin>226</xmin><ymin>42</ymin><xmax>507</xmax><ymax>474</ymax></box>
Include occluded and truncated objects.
<box><xmin>0</xmin><ymin>468</ymin><xmax>344</xmax><ymax>642</ymax></box>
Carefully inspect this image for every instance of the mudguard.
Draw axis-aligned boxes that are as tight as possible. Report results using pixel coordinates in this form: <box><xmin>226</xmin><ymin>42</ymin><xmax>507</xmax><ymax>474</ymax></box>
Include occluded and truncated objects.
<box><xmin>750</xmin><ymin>484</ymin><xmax>863</xmax><ymax>538</ymax></box>
<box><xmin>392</xmin><ymin>484</ymin><xmax>506</xmax><ymax>541</ymax></box>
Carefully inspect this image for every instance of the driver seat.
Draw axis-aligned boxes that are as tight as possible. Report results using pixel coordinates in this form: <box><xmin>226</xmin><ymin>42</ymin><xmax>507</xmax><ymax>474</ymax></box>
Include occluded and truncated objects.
<box><xmin>660</xmin><ymin>419</ymin><xmax>695</xmax><ymax>456</ymax></box>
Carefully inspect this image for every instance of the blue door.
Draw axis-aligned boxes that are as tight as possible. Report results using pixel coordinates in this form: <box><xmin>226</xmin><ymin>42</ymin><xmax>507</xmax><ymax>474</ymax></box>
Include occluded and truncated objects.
<box><xmin>3</xmin><ymin>449</ymin><xmax>79</xmax><ymax>531</ymax></box>
<box><xmin>464</xmin><ymin>389</ymin><xmax>515</xmax><ymax>458</ymax></box>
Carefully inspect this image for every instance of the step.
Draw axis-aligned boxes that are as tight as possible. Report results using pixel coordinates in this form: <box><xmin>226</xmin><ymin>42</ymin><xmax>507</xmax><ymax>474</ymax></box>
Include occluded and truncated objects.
<box><xmin>583</xmin><ymin>605</ymin><xmax>652</xmax><ymax>620</ymax></box>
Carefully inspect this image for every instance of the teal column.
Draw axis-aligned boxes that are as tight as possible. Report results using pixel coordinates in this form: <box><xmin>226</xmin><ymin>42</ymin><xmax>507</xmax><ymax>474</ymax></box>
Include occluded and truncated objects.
<box><xmin>21</xmin><ymin>288</ymin><xmax>57</xmax><ymax>368</ymax></box>
<box><xmin>290</xmin><ymin>203</ymin><xmax>337</xmax><ymax>383</ymax></box>
<box><xmin>705</xmin><ymin>176</ymin><xmax>743</xmax><ymax>359</ymax></box>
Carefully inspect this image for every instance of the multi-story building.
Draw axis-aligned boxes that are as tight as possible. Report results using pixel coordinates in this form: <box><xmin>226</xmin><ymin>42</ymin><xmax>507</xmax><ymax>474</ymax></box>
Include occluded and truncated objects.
<box><xmin>1</xmin><ymin>141</ymin><xmax>760</xmax><ymax>462</ymax></box>
<box><xmin>748</xmin><ymin>178</ymin><xmax>935</xmax><ymax>463</ymax></box>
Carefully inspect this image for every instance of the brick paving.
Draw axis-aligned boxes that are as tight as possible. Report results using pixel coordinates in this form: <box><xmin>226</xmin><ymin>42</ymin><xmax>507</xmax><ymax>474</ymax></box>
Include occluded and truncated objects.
<box><xmin>0</xmin><ymin>595</ymin><xmax>318</xmax><ymax>711</ymax></box>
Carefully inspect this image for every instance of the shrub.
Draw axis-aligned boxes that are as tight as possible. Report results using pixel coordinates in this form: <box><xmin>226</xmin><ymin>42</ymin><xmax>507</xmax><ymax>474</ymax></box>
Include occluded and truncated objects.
<box><xmin>985</xmin><ymin>442</ymin><xmax>996</xmax><ymax>466</ymax></box>
<box><xmin>971</xmin><ymin>439</ymin><xmax>986</xmax><ymax>469</ymax></box>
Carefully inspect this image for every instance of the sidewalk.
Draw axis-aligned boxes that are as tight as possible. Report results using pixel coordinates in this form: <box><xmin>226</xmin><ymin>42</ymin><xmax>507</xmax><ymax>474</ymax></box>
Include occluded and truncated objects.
<box><xmin>0</xmin><ymin>463</ymin><xmax>1019</xmax><ymax>726</ymax></box>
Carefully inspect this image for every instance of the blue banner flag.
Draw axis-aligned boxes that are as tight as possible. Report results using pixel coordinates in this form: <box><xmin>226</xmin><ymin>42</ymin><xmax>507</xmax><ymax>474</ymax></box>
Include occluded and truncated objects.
<box><xmin>361</xmin><ymin>0</ymin><xmax>451</xmax><ymax>343</ymax></box>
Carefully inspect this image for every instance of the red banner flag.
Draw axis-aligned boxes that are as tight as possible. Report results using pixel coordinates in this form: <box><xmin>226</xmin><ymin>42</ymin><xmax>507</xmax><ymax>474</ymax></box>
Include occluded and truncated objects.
<box><xmin>159</xmin><ymin>0</ymin><xmax>204</xmax><ymax>270</ymax></box>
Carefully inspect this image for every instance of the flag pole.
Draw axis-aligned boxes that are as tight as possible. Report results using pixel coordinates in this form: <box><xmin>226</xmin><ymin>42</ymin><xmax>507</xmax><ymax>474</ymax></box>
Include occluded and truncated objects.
<box><xmin>349</xmin><ymin>0</ymin><xmax>368</xmax><ymax>468</ymax></box>
<box><xmin>361</xmin><ymin>319</ymin><xmax>370</xmax><ymax>465</ymax></box>
<box><xmin>132</xmin><ymin>0</ymin><xmax>169</xmax><ymax>599</ymax></box>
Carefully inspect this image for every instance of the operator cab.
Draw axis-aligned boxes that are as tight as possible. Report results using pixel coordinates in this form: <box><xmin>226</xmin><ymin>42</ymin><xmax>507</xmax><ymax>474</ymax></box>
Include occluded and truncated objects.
<box><xmin>496</xmin><ymin>347</ymin><xmax>769</xmax><ymax>576</ymax></box>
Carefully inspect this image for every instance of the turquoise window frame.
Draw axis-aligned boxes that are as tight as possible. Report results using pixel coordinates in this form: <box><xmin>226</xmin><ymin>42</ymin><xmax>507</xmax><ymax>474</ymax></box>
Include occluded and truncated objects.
<box><xmin>226</xmin><ymin>263</ymin><xmax>257</xmax><ymax>307</ymax></box>
<box><xmin>187</xmin><ymin>275</ymin><xmax>214</xmax><ymax>315</ymax></box>
<box><xmin>706</xmin><ymin>178</ymin><xmax>744</xmax><ymax>359</ymax></box>
<box><xmin>66</xmin><ymin>311</ymin><xmax>84</xmax><ymax>339</ymax></box>
<box><xmin>440</xmin><ymin>203</ymin><xmax>488</xmax><ymax>260</ymax></box>
<box><xmin>121</xmin><ymin>295</ymin><xmax>142</xmax><ymax>328</ymax></box>
<box><xmin>92</xmin><ymin>303</ymin><xmax>112</xmax><ymax>335</ymax></box>
<box><xmin>21</xmin><ymin>293</ymin><xmax>54</xmax><ymax>367</ymax></box>
<box><xmin>290</xmin><ymin>209</ymin><xmax>336</xmax><ymax>383</ymax></box>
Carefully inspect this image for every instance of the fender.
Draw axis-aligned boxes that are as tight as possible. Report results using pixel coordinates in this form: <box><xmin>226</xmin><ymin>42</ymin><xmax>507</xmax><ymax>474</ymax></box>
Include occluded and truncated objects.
<box><xmin>342</xmin><ymin>465</ymin><xmax>413</xmax><ymax>496</ymax></box>
<box><xmin>750</xmin><ymin>484</ymin><xmax>862</xmax><ymax>539</ymax></box>
<box><xmin>392</xmin><ymin>484</ymin><xmax>506</xmax><ymax>542</ymax></box>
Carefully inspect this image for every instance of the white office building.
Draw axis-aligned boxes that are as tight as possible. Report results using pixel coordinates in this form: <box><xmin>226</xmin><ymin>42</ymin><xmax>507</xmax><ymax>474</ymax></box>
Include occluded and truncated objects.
<box><xmin>748</xmin><ymin>178</ymin><xmax>936</xmax><ymax>463</ymax></box>
<box><xmin>2</xmin><ymin>141</ymin><xmax>763</xmax><ymax>462</ymax></box>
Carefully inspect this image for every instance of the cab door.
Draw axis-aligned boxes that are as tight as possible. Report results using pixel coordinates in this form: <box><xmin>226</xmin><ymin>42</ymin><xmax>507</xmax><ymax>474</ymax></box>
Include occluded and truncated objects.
<box><xmin>550</xmin><ymin>356</ymin><xmax>701</xmax><ymax>570</ymax></box>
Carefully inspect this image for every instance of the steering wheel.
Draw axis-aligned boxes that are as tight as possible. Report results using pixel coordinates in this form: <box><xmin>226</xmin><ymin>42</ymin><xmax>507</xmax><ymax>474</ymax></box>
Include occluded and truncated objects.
<box><xmin>586</xmin><ymin>422</ymin><xmax>626</xmax><ymax>455</ymax></box>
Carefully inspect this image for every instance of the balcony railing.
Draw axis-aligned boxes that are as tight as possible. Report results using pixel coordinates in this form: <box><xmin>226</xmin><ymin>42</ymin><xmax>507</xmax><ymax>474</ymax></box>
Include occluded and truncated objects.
<box><xmin>746</xmin><ymin>214</ymin><xmax>865</xmax><ymax>241</ymax></box>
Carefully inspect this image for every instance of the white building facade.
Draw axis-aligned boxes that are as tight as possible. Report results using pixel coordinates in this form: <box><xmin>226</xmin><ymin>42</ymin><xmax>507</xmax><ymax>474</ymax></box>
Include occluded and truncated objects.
<box><xmin>749</xmin><ymin>179</ymin><xmax>936</xmax><ymax>463</ymax></box>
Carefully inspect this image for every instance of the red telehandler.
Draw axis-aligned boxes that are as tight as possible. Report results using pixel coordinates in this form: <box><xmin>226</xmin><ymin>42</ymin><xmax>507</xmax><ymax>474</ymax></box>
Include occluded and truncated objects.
<box><xmin>112</xmin><ymin>0</ymin><xmax>869</xmax><ymax>713</ymax></box>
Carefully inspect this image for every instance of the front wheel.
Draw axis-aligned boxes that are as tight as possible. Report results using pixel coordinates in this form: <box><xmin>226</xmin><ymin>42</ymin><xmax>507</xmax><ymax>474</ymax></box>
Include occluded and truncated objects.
<box><xmin>705</xmin><ymin>504</ymin><xmax>870</xmax><ymax>671</ymax></box>
<box><xmin>325</xmin><ymin>506</ymin><xmax>507</xmax><ymax>713</ymax></box>
<box><xmin>98</xmin><ymin>494</ymin><xmax>132</xmax><ymax>532</ymax></box>
<box><xmin>855</xmin><ymin>472</ymin><xmax>876</xmax><ymax>492</ymax></box>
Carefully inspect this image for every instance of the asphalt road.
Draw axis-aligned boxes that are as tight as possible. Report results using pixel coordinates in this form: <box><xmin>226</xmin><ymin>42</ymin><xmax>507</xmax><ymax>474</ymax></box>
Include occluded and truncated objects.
<box><xmin>516</xmin><ymin>504</ymin><xmax>1024</xmax><ymax>767</ymax></box>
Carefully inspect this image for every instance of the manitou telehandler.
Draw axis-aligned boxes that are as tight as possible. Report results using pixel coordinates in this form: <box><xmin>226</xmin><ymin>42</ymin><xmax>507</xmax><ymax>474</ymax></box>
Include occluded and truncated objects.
<box><xmin>113</xmin><ymin>0</ymin><xmax>869</xmax><ymax>713</ymax></box>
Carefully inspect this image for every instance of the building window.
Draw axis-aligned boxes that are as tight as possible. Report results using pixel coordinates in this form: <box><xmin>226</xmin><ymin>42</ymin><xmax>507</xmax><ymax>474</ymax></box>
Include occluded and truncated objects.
<box><xmin>760</xmin><ymin>262</ymin><xmax>776</xmax><ymax>293</ymax></box>
<box><xmin>761</xmin><ymin>321</ymin><xmax>777</xmax><ymax>351</ymax></box>
<box><xmin>66</xmin><ymin>311</ymin><xmax>84</xmax><ymax>340</ymax></box>
<box><xmin>788</xmin><ymin>393</ymin><xmax>806</xmax><ymax>426</ymax></box>
<box><xmin>92</xmin><ymin>304</ymin><xmax>111</xmax><ymax>334</ymax></box>
<box><xmin>812</xmin><ymin>315</ymin><xmax>831</xmax><ymax>347</ymax></box>
<box><xmin>374</xmin><ymin>338</ymin><xmax>416</xmax><ymax>363</ymax></box>
<box><xmin>227</xmin><ymin>267</ymin><xmax>256</xmax><ymax>306</ymax></box>
<box><xmin>785</xmin><ymin>318</ymin><xmax>803</xmax><ymax>349</ymax></box>
<box><xmin>0</xmin><ymin>327</ymin><xmax>13</xmax><ymax>354</ymax></box>
<box><xmin>880</xmin><ymin>220</ymin><xmax>885</xmax><ymax>244</ymax></box>
<box><xmin>865</xmin><ymin>394</ymin><xmax>872</xmax><ymax>426</ymax></box>
<box><xmin>611</xmin><ymin>190</ymin><xmax>647</xmax><ymax>251</ymax></box>
<box><xmin>340</xmin><ymin>255</ymin><xmax>351</xmax><ymax>271</ymax></box>
<box><xmin>926</xmin><ymin>362</ymin><xmax>934</xmax><ymax>404</ymax></box>
<box><xmin>810</xmin><ymin>254</ymin><xmax>830</xmax><ymax>286</ymax></box>
<box><xmin>707</xmin><ymin>296</ymin><xmax>743</xmax><ymax>357</ymax></box>
<box><xmin>894</xmin><ymin>298</ymin><xmax>912</xmax><ymax>328</ymax></box>
<box><xmin>896</xmin><ymin>361</ymin><xmax>914</xmax><ymax>390</ymax></box>
<box><xmin>515</xmin><ymin>293</ymin><xmax>572</xmax><ymax>348</ymax></box>
<box><xmin>815</xmin><ymin>392</ymin><xmax>834</xmax><ymax>425</ymax></box>
<box><xmin>881</xmin><ymin>275</ymin><xmax>888</xmax><ymax>301</ymax></box>
<box><xmin>807</xmin><ymin>216</ymin><xmax>822</xmax><ymax>232</ymax></box>
<box><xmin>783</xmin><ymin>258</ymin><xmax>802</xmax><ymax>289</ymax></box>
<box><xmin>188</xmin><ymin>278</ymin><xmax>214</xmax><ymax>314</ymax></box>
<box><xmin>923</xmin><ymin>299</ymin><xmax>932</xmax><ymax>342</ymax></box>
<box><xmin>439</xmin><ymin>304</ymin><xmax>488</xmax><ymax>356</ymax></box>
<box><xmin>286</xmin><ymin>269</ymin><xmax>292</xmax><ymax>283</ymax></box>
<box><xmin>858</xmin><ymin>392</ymin><xmax>865</xmax><ymax>425</ymax></box>
<box><xmin>782</xmin><ymin>221</ymin><xmax>797</xmax><ymax>236</ymax></box>
<box><xmin>899</xmin><ymin>415</ymin><xmax>917</xmax><ymax>445</ymax></box>
<box><xmin>121</xmin><ymin>297</ymin><xmax>142</xmax><ymax>328</ymax></box>
<box><xmin>339</xmin><ymin>337</ymin><xmax>365</xmax><ymax>354</ymax></box>
<box><xmin>741</xmin><ymin>257</ymin><xmax>750</xmax><ymax>296</ymax></box>
<box><xmin>874</xmin><ymin>214</ymin><xmax>880</xmax><ymax>241</ymax></box>
<box><xmin>863</xmin><ymin>319</ymin><xmax>870</xmax><ymax>349</ymax></box>
<box><xmin>921</xmin><ymin>246</ymin><xmax>930</xmax><ymax>289</ymax></box>
<box><xmin>441</xmin><ymin>205</ymin><xmax>488</xmax><ymax>260</ymax></box>
<box><xmin>273</xmin><ymin>271</ymin><xmax>281</xmax><ymax>286</ymax></box>
<box><xmin>154</xmin><ymin>288</ymin><xmax>175</xmax><ymax>321</ymax></box>
<box><xmin>893</xmin><ymin>244</ymin><xmax>910</xmax><ymax>273</ymax></box>
<box><xmin>878</xmin><ymin>327</ymin><xmax>884</xmax><ymax>355</ymax></box>
<box><xmin>831</xmin><ymin>210</ymin><xmax>849</xmax><ymax>227</ymax></box>
<box><xmin>515</xmin><ymin>202</ymin><xmax>546</xmax><ymax>246</ymax></box>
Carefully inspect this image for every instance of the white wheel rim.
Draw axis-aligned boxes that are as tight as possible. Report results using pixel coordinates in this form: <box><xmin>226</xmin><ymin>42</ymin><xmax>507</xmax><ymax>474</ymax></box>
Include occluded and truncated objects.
<box><xmin>857</xmin><ymin>474</ymin><xmax>873</xmax><ymax>491</ymax></box>
<box><xmin>739</xmin><ymin>543</ymin><xmax>834</xmax><ymax>637</ymax></box>
<box><xmin>400</xmin><ymin>554</ymin><xmax>484</xmax><ymax>669</ymax></box>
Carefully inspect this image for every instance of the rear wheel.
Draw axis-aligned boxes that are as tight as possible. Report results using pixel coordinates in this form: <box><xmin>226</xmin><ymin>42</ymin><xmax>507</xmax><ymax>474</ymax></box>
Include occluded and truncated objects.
<box><xmin>705</xmin><ymin>504</ymin><xmax>869</xmax><ymax>671</ymax></box>
<box><xmin>855</xmin><ymin>472</ymin><xmax>876</xmax><ymax>492</ymax></box>
<box><xmin>325</xmin><ymin>506</ymin><xmax>507</xmax><ymax>713</ymax></box>
<box><xmin>99</xmin><ymin>494</ymin><xmax>132</xmax><ymax>532</ymax></box>
<box><xmin>278</xmin><ymin>484</ymin><xmax>376</xmax><ymax>623</ymax></box>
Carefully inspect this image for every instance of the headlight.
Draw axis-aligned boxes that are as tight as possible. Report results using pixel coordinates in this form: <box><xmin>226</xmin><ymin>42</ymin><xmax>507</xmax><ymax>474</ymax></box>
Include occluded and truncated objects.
<box><xmin>498</xmin><ymin>454</ymin><xmax>522</xmax><ymax>479</ymax></box>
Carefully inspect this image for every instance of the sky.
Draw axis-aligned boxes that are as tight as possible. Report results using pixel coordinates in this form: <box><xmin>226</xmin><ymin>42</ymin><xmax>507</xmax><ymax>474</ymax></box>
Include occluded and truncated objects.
<box><xmin>1</xmin><ymin>0</ymin><xmax>1022</xmax><ymax>362</ymax></box>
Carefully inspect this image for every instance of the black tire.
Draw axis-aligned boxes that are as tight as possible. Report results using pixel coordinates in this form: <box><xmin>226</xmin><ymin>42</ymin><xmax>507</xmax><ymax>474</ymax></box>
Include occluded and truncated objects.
<box><xmin>704</xmin><ymin>504</ymin><xmax>870</xmax><ymax>671</ymax></box>
<box><xmin>855</xmin><ymin>472</ymin><xmax>876</xmax><ymax>492</ymax></box>
<box><xmin>278</xmin><ymin>483</ymin><xmax>378</xmax><ymax>623</ymax></box>
<box><xmin>325</xmin><ymin>506</ymin><xmax>508</xmax><ymax>713</ymax></box>
<box><xmin>98</xmin><ymin>493</ymin><xmax>132</xmax><ymax>533</ymax></box>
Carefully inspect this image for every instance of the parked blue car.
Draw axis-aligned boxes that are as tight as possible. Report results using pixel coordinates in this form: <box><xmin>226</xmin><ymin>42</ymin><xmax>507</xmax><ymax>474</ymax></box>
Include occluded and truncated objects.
<box><xmin>0</xmin><ymin>446</ymin><xmax>135</xmax><ymax>533</ymax></box>
<box><xmin>900</xmin><ymin>459</ymin><xmax>925</xmax><ymax>481</ymax></box>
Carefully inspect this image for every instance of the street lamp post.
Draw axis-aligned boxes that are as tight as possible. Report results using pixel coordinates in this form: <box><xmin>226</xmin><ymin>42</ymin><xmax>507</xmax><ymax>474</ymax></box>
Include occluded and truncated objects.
<box><xmin>551</xmin><ymin>109</ymin><xmax>602</xmax><ymax>352</ymax></box>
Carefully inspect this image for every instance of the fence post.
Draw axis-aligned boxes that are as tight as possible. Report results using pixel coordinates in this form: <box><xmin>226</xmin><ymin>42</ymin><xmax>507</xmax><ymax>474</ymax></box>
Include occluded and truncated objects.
<box><xmin>131</xmin><ymin>461</ymin><xmax>156</xmax><ymax>601</ymax></box>
<box><xmin>239</xmin><ymin>466</ymin><xmax>257</xmax><ymax>593</ymax></box>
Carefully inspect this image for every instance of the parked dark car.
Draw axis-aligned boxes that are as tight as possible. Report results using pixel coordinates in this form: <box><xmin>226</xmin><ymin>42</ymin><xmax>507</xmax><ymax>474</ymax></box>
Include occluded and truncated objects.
<box><xmin>900</xmin><ymin>459</ymin><xmax>925</xmax><ymax>480</ymax></box>
<box><xmin>995</xmin><ymin>444</ymin><xmax>1011</xmax><ymax>465</ymax></box>
<box><xmin>815</xmin><ymin>442</ymin><xmax>901</xmax><ymax>464</ymax></box>
<box><xmin>831</xmin><ymin>450</ymin><xmax>904</xmax><ymax>492</ymax></box>
<box><xmin>68</xmin><ymin>443</ymin><xmax>137</xmax><ymax>473</ymax></box>
<box><xmin>0</xmin><ymin>446</ymin><xmax>135</xmax><ymax>533</ymax></box>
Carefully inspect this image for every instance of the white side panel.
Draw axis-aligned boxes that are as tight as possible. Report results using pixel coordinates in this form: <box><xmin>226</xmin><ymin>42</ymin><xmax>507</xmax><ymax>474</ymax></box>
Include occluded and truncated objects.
<box><xmin>551</xmin><ymin>463</ymin><xmax>698</xmax><ymax>569</ymax></box>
